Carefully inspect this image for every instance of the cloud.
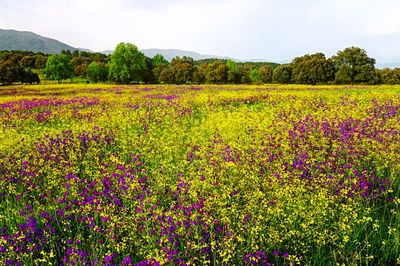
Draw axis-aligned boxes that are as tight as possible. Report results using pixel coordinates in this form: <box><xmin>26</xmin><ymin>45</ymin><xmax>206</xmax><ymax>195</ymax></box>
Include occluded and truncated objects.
<box><xmin>1</xmin><ymin>0</ymin><xmax>400</xmax><ymax>62</ymax></box>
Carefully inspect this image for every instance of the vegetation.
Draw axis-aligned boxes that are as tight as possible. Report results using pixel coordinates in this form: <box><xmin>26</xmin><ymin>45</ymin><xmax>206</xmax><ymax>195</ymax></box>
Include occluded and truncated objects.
<box><xmin>332</xmin><ymin>47</ymin><xmax>376</xmax><ymax>84</ymax></box>
<box><xmin>0</xmin><ymin>84</ymin><xmax>399</xmax><ymax>265</ymax></box>
<box><xmin>1</xmin><ymin>44</ymin><xmax>400</xmax><ymax>86</ymax></box>
<box><xmin>273</xmin><ymin>64</ymin><xmax>292</xmax><ymax>84</ymax></box>
<box><xmin>108</xmin><ymin>43</ymin><xmax>147</xmax><ymax>84</ymax></box>
<box><xmin>44</xmin><ymin>54</ymin><xmax>74</xmax><ymax>83</ymax></box>
<box><xmin>291</xmin><ymin>53</ymin><xmax>334</xmax><ymax>85</ymax></box>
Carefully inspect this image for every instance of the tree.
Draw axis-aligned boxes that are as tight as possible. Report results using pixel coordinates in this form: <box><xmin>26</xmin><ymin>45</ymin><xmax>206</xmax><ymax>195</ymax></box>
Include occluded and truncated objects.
<box><xmin>20</xmin><ymin>56</ymin><xmax>36</xmax><ymax>68</ymax></box>
<box><xmin>226</xmin><ymin>60</ymin><xmax>240</xmax><ymax>84</ymax></box>
<box><xmin>152</xmin><ymin>54</ymin><xmax>168</xmax><ymax>66</ymax></box>
<box><xmin>332</xmin><ymin>47</ymin><xmax>376</xmax><ymax>84</ymax></box>
<box><xmin>291</xmin><ymin>53</ymin><xmax>335</xmax><ymax>85</ymax></box>
<box><xmin>206</xmin><ymin>60</ymin><xmax>228</xmax><ymax>84</ymax></box>
<box><xmin>0</xmin><ymin>60</ymin><xmax>23</xmax><ymax>85</ymax></box>
<box><xmin>238</xmin><ymin>64</ymin><xmax>252</xmax><ymax>84</ymax></box>
<box><xmin>379</xmin><ymin>68</ymin><xmax>400</xmax><ymax>84</ymax></box>
<box><xmin>0</xmin><ymin>59</ymin><xmax>40</xmax><ymax>85</ymax></box>
<box><xmin>108</xmin><ymin>42</ymin><xmax>146</xmax><ymax>84</ymax></box>
<box><xmin>34</xmin><ymin>55</ymin><xmax>48</xmax><ymax>69</ymax></box>
<box><xmin>169</xmin><ymin>56</ymin><xmax>194</xmax><ymax>84</ymax></box>
<box><xmin>44</xmin><ymin>54</ymin><xmax>73</xmax><ymax>83</ymax></box>
<box><xmin>273</xmin><ymin>64</ymin><xmax>292</xmax><ymax>84</ymax></box>
<box><xmin>87</xmin><ymin>62</ymin><xmax>102</xmax><ymax>83</ymax></box>
<box><xmin>249</xmin><ymin>68</ymin><xmax>261</xmax><ymax>84</ymax></box>
<box><xmin>143</xmin><ymin>57</ymin><xmax>155</xmax><ymax>83</ymax></box>
<box><xmin>152</xmin><ymin>54</ymin><xmax>169</xmax><ymax>83</ymax></box>
<box><xmin>159</xmin><ymin>67</ymin><xmax>175</xmax><ymax>84</ymax></box>
<box><xmin>193</xmin><ymin>64</ymin><xmax>208</xmax><ymax>84</ymax></box>
<box><xmin>22</xmin><ymin>70</ymin><xmax>40</xmax><ymax>84</ymax></box>
<box><xmin>258</xmin><ymin>65</ymin><xmax>273</xmax><ymax>83</ymax></box>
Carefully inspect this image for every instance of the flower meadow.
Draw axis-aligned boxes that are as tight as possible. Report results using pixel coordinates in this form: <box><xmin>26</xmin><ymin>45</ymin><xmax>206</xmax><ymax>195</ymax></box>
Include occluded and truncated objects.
<box><xmin>0</xmin><ymin>84</ymin><xmax>399</xmax><ymax>265</ymax></box>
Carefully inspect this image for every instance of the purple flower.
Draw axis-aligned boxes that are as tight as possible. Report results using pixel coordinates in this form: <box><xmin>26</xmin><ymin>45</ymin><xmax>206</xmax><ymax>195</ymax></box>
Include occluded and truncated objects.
<box><xmin>121</xmin><ymin>256</ymin><xmax>132</xmax><ymax>265</ymax></box>
<box><xmin>104</xmin><ymin>253</ymin><xmax>116</xmax><ymax>263</ymax></box>
<box><xmin>283</xmin><ymin>252</ymin><xmax>289</xmax><ymax>258</ymax></box>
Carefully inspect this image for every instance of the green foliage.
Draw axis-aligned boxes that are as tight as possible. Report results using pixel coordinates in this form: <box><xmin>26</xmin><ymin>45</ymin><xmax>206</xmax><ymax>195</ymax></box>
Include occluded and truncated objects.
<box><xmin>193</xmin><ymin>64</ymin><xmax>208</xmax><ymax>84</ymax></box>
<box><xmin>0</xmin><ymin>60</ymin><xmax>23</xmax><ymax>84</ymax></box>
<box><xmin>87</xmin><ymin>62</ymin><xmax>102</xmax><ymax>83</ymax></box>
<box><xmin>159</xmin><ymin>67</ymin><xmax>175</xmax><ymax>84</ymax></box>
<box><xmin>167</xmin><ymin>56</ymin><xmax>195</xmax><ymax>84</ymax></box>
<box><xmin>0</xmin><ymin>59</ymin><xmax>40</xmax><ymax>85</ymax></box>
<box><xmin>44</xmin><ymin>54</ymin><xmax>73</xmax><ymax>83</ymax></box>
<box><xmin>206</xmin><ymin>60</ymin><xmax>228</xmax><ymax>84</ymax></box>
<box><xmin>332</xmin><ymin>47</ymin><xmax>376</xmax><ymax>84</ymax></box>
<box><xmin>152</xmin><ymin>54</ymin><xmax>168</xmax><ymax>66</ymax></box>
<box><xmin>291</xmin><ymin>53</ymin><xmax>335</xmax><ymax>85</ymax></box>
<box><xmin>108</xmin><ymin>42</ymin><xmax>146</xmax><ymax>84</ymax></box>
<box><xmin>143</xmin><ymin>57</ymin><xmax>155</xmax><ymax>83</ymax></box>
<box><xmin>273</xmin><ymin>64</ymin><xmax>292</xmax><ymax>83</ymax></box>
<box><xmin>152</xmin><ymin>54</ymin><xmax>169</xmax><ymax>83</ymax></box>
<box><xmin>226</xmin><ymin>59</ymin><xmax>240</xmax><ymax>84</ymax></box>
<box><xmin>249</xmin><ymin>68</ymin><xmax>261</xmax><ymax>84</ymax></box>
<box><xmin>238</xmin><ymin>64</ymin><xmax>252</xmax><ymax>84</ymax></box>
<box><xmin>379</xmin><ymin>68</ymin><xmax>400</xmax><ymax>84</ymax></box>
<box><xmin>258</xmin><ymin>65</ymin><xmax>273</xmax><ymax>83</ymax></box>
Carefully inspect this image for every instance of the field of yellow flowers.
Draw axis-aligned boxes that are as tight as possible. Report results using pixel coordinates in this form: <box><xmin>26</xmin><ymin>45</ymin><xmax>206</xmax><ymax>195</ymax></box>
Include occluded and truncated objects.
<box><xmin>0</xmin><ymin>84</ymin><xmax>399</xmax><ymax>265</ymax></box>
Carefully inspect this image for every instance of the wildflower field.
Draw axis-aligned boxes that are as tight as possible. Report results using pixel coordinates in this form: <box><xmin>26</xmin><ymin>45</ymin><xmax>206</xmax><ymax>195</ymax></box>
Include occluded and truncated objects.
<box><xmin>0</xmin><ymin>84</ymin><xmax>399</xmax><ymax>265</ymax></box>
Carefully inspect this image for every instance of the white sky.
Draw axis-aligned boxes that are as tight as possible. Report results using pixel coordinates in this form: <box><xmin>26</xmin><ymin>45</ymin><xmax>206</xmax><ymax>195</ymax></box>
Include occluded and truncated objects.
<box><xmin>1</xmin><ymin>0</ymin><xmax>400</xmax><ymax>62</ymax></box>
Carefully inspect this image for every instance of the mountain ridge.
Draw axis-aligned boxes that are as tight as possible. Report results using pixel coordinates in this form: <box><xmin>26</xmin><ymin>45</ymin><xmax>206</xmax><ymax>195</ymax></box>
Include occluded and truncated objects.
<box><xmin>0</xmin><ymin>29</ymin><xmax>79</xmax><ymax>54</ymax></box>
<box><xmin>1</xmin><ymin>28</ymin><xmax>399</xmax><ymax>68</ymax></box>
<box><xmin>0</xmin><ymin>28</ymin><xmax>278</xmax><ymax>64</ymax></box>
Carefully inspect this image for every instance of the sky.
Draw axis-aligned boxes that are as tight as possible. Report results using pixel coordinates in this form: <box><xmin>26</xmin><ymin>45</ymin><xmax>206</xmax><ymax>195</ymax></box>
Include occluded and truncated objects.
<box><xmin>1</xmin><ymin>0</ymin><xmax>400</xmax><ymax>63</ymax></box>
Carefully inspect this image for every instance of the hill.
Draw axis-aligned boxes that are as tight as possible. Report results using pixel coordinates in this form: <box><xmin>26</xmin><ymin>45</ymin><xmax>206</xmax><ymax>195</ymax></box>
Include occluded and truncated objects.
<box><xmin>0</xmin><ymin>29</ymin><xmax>79</xmax><ymax>54</ymax></box>
<box><xmin>1</xmin><ymin>28</ymin><xmax>278</xmax><ymax>64</ymax></box>
<box><xmin>141</xmin><ymin>48</ymin><xmax>233</xmax><ymax>61</ymax></box>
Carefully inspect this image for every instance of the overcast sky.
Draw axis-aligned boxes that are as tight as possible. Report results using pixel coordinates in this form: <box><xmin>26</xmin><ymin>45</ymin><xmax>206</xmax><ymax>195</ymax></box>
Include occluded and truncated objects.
<box><xmin>1</xmin><ymin>0</ymin><xmax>400</xmax><ymax>62</ymax></box>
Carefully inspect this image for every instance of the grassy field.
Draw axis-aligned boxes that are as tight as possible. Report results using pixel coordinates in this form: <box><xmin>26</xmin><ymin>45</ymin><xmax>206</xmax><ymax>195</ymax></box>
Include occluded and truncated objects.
<box><xmin>0</xmin><ymin>84</ymin><xmax>399</xmax><ymax>265</ymax></box>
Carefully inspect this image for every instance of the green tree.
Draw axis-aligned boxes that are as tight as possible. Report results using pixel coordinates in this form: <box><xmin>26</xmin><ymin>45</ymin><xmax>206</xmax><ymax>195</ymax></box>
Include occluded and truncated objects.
<box><xmin>152</xmin><ymin>54</ymin><xmax>169</xmax><ymax>83</ymax></box>
<box><xmin>206</xmin><ymin>60</ymin><xmax>228</xmax><ymax>84</ymax></box>
<box><xmin>0</xmin><ymin>60</ymin><xmax>22</xmax><ymax>85</ymax></box>
<box><xmin>291</xmin><ymin>53</ymin><xmax>335</xmax><ymax>85</ymax></box>
<box><xmin>249</xmin><ymin>68</ymin><xmax>261</xmax><ymax>84</ymax></box>
<box><xmin>152</xmin><ymin>54</ymin><xmax>168</xmax><ymax>66</ymax></box>
<box><xmin>159</xmin><ymin>67</ymin><xmax>175</xmax><ymax>84</ymax></box>
<box><xmin>379</xmin><ymin>68</ymin><xmax>400</xmax><ymax>84</ymax></box>
<box><xmin>34</xmin><ymin>55</ymin><xmax>48</xmax><ymax>69</ymax></box>
<box><xmin>238</xmin><ymin>64</ymin><xmax>252</xmax><ymax>84</ymax></box>
<box><xmin>332</xmin><ymin>47</ymin><xmax>376</xmax><ymax>84</ymax></box>
<box><xmin>87</xmin><ymin>62</ymin><xmax>102</xmax><ymax>83</ymax></box>
<box><xmin>108</xmin><ymin>42</ymin><xmax>146</xmax><ymax>84</ymax></box>
<box><xmin>44</xmin><ymin>54</ymin><xmax>73</xmax><ymax>83</ymax></box>
<box><xmin>169</xmin><ymin>56</ymin><xmax>194</xmax><ymax>84</ymax></box>
<box><xmin>193</xmin><ymin>64</ymin><xmax>208</xmax><ymax>84</ymax></box>
<box><xmin>258</xmin><ymin>65</ymin><xmax>274</xmax><ymax>83</ymax></box>
<box><xmin>226</xmin><ymin>59</ymin><xmax>240</xmax><ymax>84</ymax></box>
<box><xmin>0</xmin><ymin>59</ymin><xmax>40</xmax><ymax>85</ymax></box>
<box><xmin>273</xmin><ymin>64</ymin><xmax>292</xmax><ymax>84</ymax></box>
<box><xmin>143</xmin><ymin>57</ymin><xmax>155</xmax><ymax>83</ymax></box>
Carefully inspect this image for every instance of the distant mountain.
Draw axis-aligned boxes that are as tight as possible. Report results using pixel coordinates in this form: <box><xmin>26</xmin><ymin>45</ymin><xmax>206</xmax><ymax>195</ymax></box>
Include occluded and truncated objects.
<box><xmin>141</xmin><ymin>48</ymin><xmax>234</xmax><ymax>61</ymax></box>
<box><xmin>101</xmin><ymin>50</ymin><xmax>114</xmax><ymax>55</ymax></box>
<box><xmin>376</xmin><ymin>62</ymin><xmax>400</xmax><ymax>69</ymax></box>
<box><xmin>0</xmin><ymin>29</ymin><xmax>86</xmax><ymax>54</ymax></box>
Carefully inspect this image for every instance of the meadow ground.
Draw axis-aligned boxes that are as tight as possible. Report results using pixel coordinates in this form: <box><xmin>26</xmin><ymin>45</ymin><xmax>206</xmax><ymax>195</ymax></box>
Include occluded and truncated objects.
<box><xmin>0</xmin><ymin>84</ymin><xmax>399</xmax><ymax>265</ymax></box>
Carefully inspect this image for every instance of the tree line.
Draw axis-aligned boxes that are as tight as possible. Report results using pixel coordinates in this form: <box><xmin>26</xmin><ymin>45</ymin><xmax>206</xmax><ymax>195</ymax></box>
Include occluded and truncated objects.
<box><xmin>1</xmin><ymin>43</ymin><xmax>400</xmax><ymax>85</ymax></box>
<box><xmin>0</xmin><ymin>51</ymin><xmax>43</xmax><ymax>85</ymax></box>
